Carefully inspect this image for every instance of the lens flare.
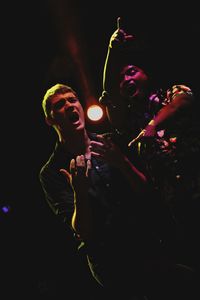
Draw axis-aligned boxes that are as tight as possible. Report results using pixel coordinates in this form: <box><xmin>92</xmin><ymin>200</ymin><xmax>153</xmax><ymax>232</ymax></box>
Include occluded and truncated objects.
<box><xmin>87</xmin><ymin>105</ymin><xmax>103</xmax><ymax>121</ymax></box>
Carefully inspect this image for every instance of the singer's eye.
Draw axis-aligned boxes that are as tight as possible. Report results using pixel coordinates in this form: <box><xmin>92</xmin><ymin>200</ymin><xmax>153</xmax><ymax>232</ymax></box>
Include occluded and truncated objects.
<box><xmin>53</xmin><ymin>99</ymin><xmax>66</xmax><ymax>110</ymax></box>
<box><xmin>68</xmin><ymin>97</ymin><xmax>79</xmax><ymax>103</ymax></box>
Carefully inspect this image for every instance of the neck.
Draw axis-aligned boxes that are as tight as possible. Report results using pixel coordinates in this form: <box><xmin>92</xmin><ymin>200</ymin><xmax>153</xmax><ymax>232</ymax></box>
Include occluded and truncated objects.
<box><xmin>59</xmin><ymin>129</ymin><xmax>91</xmax><ymax>156</ymax></box>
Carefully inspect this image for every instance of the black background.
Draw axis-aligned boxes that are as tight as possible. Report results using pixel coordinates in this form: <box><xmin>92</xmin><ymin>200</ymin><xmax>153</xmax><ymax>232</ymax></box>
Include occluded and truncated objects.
<box><xmin>1</xmin><ymin>1</ymin><xmax>199</xmax><ymax>298</ymax></box>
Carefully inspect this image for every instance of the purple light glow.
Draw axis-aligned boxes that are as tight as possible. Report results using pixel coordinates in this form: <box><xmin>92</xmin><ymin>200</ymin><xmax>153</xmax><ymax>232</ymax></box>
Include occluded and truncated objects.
<box><xmin>1</xmin><ymin>205</ymin><xmax>11</xmax><ymax>214</ymax></box>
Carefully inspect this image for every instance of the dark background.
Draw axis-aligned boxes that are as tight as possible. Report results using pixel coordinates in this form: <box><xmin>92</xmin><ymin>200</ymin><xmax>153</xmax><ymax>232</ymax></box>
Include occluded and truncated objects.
<box><xmin>1</xmin><ymin>1</ymin><xmax>199</xmax><ymax>298</ymax></box>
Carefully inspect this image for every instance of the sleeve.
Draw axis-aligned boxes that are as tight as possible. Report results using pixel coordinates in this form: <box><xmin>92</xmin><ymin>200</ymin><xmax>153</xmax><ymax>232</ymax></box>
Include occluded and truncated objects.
<box><xmin>39</xmin><ymin>165</ymin><xmax>74</xmax><ymax>228</ymax></box>
<box><xmin>99</xmin><ymin>45</ymin><xmax>120</xmax><ymax>106</ymax></box>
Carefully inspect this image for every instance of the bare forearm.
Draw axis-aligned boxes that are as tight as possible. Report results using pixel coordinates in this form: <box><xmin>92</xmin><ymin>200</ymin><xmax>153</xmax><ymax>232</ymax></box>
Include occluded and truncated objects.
<box><xmin>71</xmin><ymin>191</ymin><xmax>92</xmax><ymax>241</ymax></box>
<box><xmin>151</xmin><ymin>94</ymin><xmax>192</xmax><ymax>130</ymax></box>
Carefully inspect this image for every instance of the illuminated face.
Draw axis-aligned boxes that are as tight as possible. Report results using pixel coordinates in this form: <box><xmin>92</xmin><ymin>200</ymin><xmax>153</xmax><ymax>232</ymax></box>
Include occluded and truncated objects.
<box><xmin>119</xmin><ymin>65</ymin><xmax>149</xmax><ymax>98</ymax></box>
<box><xmin>48</xmin><ymin>92</ymin><xmax>85</xmax><ymax>134</ymax></box>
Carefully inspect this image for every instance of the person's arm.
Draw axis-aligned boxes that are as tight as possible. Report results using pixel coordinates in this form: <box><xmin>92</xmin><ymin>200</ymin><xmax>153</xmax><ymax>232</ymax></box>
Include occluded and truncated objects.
<box><xmin>99</xmin><ymin>31</ymin><xmax>121</xmax><ymax>105</ymax></box>
<box><xmin>60</xmin><ymin>155</ymin><xmax>93</xmax><ymax>241</ymax></box>
<box><xmin>99</xmin><ymin>18</ymin><xmax>135</xmax><ymax>105</ymax></box>
<box><xmin>149</xmin><ymin>92</ymin><xmax>193</xmax><ymax>129</ymax></box>
<box><xmin>39</xmin><ymin>166</ymin><xmax>75</xmax><ymax>226</ymax></box>
<box><xmin>128</xmin><ymin>85</ymin><xmax>194</xmax><ymax>146</ymax></box>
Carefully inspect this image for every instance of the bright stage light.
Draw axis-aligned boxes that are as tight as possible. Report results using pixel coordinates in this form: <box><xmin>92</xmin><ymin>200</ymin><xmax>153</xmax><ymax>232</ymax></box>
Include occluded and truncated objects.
<box><xmin>87</xmin><ymin>104</ymin><xmax>104</xmax><ymax>122</ymax></box>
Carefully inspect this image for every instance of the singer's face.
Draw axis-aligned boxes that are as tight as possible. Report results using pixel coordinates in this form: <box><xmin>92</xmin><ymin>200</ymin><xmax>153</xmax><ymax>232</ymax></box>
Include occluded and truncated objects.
<box><xmin>119</xmin><ymin>64</ymin><xmax>149</xmax><ymax>98</ymax></box>
<box><xmin>47</xmin><ymin>92</ymin><xmax>85</xmax><ymax>134</ymax></box>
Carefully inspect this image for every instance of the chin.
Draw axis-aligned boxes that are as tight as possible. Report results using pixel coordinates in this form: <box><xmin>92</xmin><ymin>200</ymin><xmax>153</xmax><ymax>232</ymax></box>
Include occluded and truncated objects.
<box><xmin>76</xmin><ymin>123</ymin><xmax>85</xmax><ymax>131</ymax></box>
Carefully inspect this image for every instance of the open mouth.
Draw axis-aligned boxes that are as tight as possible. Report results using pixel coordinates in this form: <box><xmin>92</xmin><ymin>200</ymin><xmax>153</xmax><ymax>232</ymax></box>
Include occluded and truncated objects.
<box><xmin>122</xmin><ymin>81</ymin><xmax>137</xmax><ymax>97</ymax></box>
<box><xmin>126</xmin><ymin>84</ymin><xmax>137</xmax><ymax>96</ymax></box>
<box><xmin>68</xmin><ymin>111</ymin><xmax>79</xmax><ymax>123</ymax></box>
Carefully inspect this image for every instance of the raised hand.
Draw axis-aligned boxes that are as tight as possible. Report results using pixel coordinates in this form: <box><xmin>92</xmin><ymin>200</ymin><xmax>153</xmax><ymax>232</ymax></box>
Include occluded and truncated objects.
<box><xmin>90</xmin><ymin>134</ymin><xmax>126</xmax><ymax>168</ymax></box>
<box><xmin>109</xmin><ymin>16</ymin><xmax>135</xmax><ymax>49</ymax></box>
<box><xmin>128</xmin><ymin>123</ymin><xmax>157</xmax><ymax>147</ymax></box>
<box><xmin>60</xmin><ymin>155</ymin><xmax>92</xmax><ymax>192</ymax></box>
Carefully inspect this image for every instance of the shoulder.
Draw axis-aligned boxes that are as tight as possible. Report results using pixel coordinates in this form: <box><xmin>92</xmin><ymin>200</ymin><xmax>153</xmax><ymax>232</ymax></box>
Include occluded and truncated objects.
<box><xmin>39</xmin><ymin>142</ymin><xmax>69</xmax><ymax>183</ymax></box>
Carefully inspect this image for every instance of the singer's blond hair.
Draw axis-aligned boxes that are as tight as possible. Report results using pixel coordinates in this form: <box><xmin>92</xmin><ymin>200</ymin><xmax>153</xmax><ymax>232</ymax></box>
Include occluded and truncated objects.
<box><xmin>42</xmin><ymin>83</ymin><xmax>77</xmax><ymax>117</ymax></box>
